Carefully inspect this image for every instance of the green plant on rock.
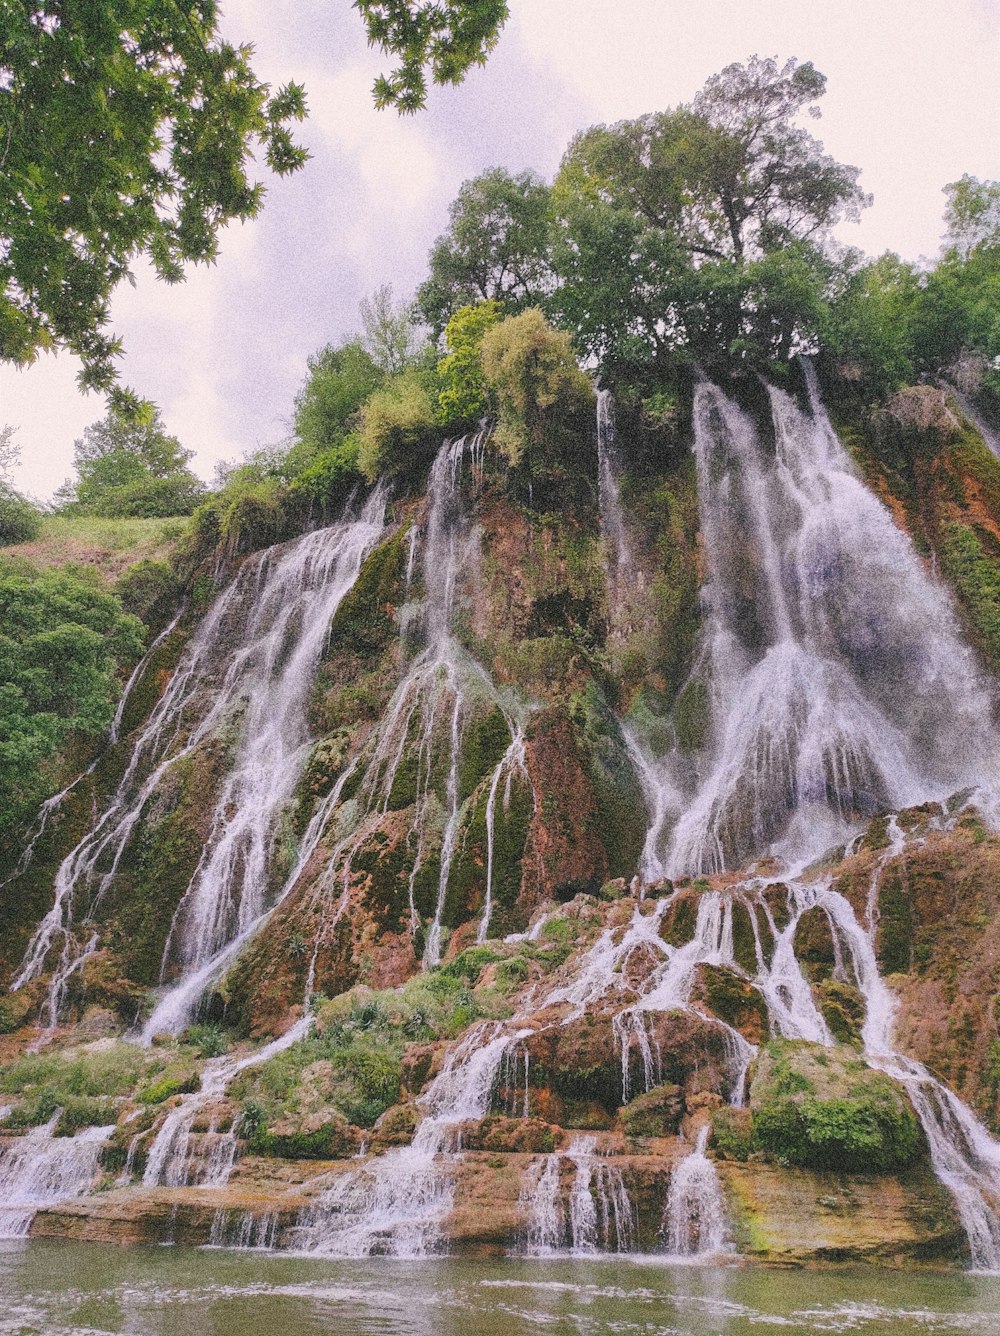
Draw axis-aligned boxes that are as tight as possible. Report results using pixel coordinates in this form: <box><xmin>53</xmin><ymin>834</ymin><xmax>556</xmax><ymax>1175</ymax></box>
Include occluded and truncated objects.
<box><xmin>480</xmin><ymin>308</ymin><xmax>594</xmax><ymax>474</ymax></box>
<box><xmin>436</xmin><ymin>300</ymin><xmax>504</xmax><ymax>424</ymax></box>
<box><xmin>750</xmin><ymin>1040</ymin><xmax>923</xmax><ymax>1173</ymax></box>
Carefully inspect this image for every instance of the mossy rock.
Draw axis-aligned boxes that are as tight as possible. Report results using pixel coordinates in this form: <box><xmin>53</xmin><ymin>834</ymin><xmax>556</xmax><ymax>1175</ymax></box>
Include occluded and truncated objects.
<box><xmin>749</xmin><ymin>1040</ymin><xmax>923</xmax><ymax>1173</ymax></box>
<box><xmin>793</xmin><ymin>906</ymin><xmax>837</xmax><ymax>982</ymax></box>
<box><xmin>817</xmin><ymin>979</ymin><xmax>866</xmax><ymax>1047</ymax></box>
<box><xmin>659</xmin><ymin>891</ymin><xmax>698</xmax><ymax>948</ymax></box>
<box><xmin>619</xmin><ymin>1082</ymin><xmax>683</xmax><ymax>1138</ymax></box>
<box><xmin>692</xmin><ymin>963</ymin><xmax>769</xmax><ymax>1044</ymax></box>
<box><xmin>731</xmin><ymin>900</ymin><xmax>759</xmax><ymax>974</ymax></box>
<box><xmin>876</xmin><ymin>862</ymin><xmax>913</xmax><ymax>975</ymax></box>
<box><xmin>712</xmin><ymin>1104</ymin><xmax>753</xmax><ymax>1161</ymax></box>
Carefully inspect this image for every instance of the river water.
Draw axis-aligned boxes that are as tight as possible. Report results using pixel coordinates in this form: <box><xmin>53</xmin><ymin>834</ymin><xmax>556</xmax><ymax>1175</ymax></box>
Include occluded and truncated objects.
<box><xmin>1</xmin><ymin>1243</ymin><xmax>999</xmax><ymax>1335</ymax></box>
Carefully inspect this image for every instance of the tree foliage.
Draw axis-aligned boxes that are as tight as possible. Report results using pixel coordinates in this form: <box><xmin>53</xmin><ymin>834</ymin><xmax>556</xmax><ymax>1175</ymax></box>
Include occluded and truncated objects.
<box><xmin>360</xmin><ymin>285</ymin><xmax>427</xmax><ymax>374</ymax></box>
<box><xmin>436</xmin><ymin>300</ymin><xmax>503</xmax><ymax>423</ymax></box>
<box><xmin>293</xmin><ymin>341</ymin><xmax>384</xmax><ymax>455</ymax></box>
<box><xmin>356</xmin><ymin>372</ymin><xmax>437</xmax><ymax>482</ymax></box>
<box><xmin>355</xmin><ymin>0</ymin><xmax>509</xmax><ymax>112</ymax></box>
<box><xmin>0</xmin><ymin>0</ymin><xmax>309</xmax><ymax>397</ymax></box>
<box><xmin>480</xmin><ymin>308</ymin><xmax>594</xmax><ymax>469</ymax></box>
<box><xmin>0</xmin><ymin>426</ymin><xmax>40</xmax><ymax>544</ymax></box>
<box><xmin>416</xmin><ymin>169</ymin><xmax>552</xmax><ymax>336</ymax></box>
<box><xmin>0</xmin><ymin>560</ymin><xmax>144</xmax><ymax>836</ymax></box>
<box><xmin>550</xmin><ymin>56</ymin><xmax>867</xmax><ymax>371</ymax></box>
<box><xmin>943</xmin><ymin>175</ymin><xmax>1000</xmax><ymax>259</ymax></box>
<box><xmin>66</xmin><ymin>408</ymin><xmax>204</xmax><ymax>517</ymax></box>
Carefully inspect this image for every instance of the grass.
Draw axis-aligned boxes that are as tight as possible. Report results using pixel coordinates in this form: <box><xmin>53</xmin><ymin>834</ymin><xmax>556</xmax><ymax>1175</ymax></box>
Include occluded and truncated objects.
<box><xmin>0</xmin><ymin>514</ymin><xmax>187</xmax><ymax>582</ymax></box>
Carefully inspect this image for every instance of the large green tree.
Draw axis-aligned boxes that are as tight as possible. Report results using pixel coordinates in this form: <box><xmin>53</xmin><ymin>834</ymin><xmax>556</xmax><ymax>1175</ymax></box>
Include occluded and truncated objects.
<box><xmin>65</xmin><ymin>407</ymin><xmax>204</xmax><ymax>516</ymax></box>
<box><xmin>416</xmin><ymin>168</ymin><xmax>553</xmax><ymax>336</ymax></box>
<box><xmin>551</xmin><ymin>56</ymin><xmax>868</xmax><ymax>371</ymax></box>
<box><xmin>1</xmin><ymin>1</ymin><xmax>508</xmax><ymax>399</ymax></box>
<box><xmin>0</xmin><ymin>0</ymin><xmax>309</xmax><ymax>398</ymax></box>
<box><xmin>0</xmin><ymin>561</ymin><xmax>144</xmax><ymax>837</ymax></box>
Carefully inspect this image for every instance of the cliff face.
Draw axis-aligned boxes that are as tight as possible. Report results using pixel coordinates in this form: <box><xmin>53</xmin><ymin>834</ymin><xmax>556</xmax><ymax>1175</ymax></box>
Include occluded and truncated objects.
<box><xmin>2</xmin><ymin>374</ymin><xmax>1000</xmax><ymax>1264</ymax></box>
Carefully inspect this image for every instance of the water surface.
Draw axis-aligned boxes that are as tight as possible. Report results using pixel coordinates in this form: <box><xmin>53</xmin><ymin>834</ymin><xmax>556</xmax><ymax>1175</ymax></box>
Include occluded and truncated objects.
<box><xmin>1</xmin><ymin>1243</ymin><xmax>999</xmax><ymax>1335</ymax></box>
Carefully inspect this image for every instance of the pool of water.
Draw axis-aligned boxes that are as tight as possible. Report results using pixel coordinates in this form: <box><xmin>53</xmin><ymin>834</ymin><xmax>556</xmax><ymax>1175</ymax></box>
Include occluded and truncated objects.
<box><xmin>1</xmin><ymin>1243</ymin><xmax>1000</xmax><ymax>1335</ymax></box>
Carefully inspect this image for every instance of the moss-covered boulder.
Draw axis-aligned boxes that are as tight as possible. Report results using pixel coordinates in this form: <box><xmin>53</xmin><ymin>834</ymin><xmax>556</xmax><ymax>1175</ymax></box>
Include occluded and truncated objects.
<box><xmin>619</xmin><ymin>1082</ymin><xmax>683</xmax><ymax>1138</ymax></box>
<box><xmin>749</xmin><ymin>1040</ymin><xmax>923</xmax><ymax>1173</ymax></box>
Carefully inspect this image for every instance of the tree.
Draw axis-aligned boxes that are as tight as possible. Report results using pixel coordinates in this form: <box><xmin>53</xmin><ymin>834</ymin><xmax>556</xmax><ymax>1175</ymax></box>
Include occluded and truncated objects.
<box><xmin>2</xmin><ymin>2</ymin><xmax>508</xmax><ymax>399</ymax></box>
<box><xmin>360</xmin><ymin>285</ymin><xmax>426</xmax><ymax>374</ymax></box>
<box><xmin>416</xmin><ymin>169</ymin><xmax>553</xmax><ymax>336</ymax></box>
<box><xmin>821</xmin><ymin>252</ymin><xmax>920</xmax><ymax>396</ymax></box>
<box><xmin>0</xmin><ymin>426</ymin><xmax>41</xmax><ymax>544</ymax></box>
<box><xmin>293</xmin><ymin>340</ymin><xmax>384</xmax><ymax>454</ymax></box>
<box><xmin>0</xmin><ymin>561</ymin><xmax>144</xmax><ymax>837</ymax></box>
<box><xmin>67</xmin><ymin>408</ymin><xmax>204</xmax><ymax>516</ymax></box>
<box><xmin>1</xmin><ymin>0</ymin><xmax>309</xmax><ymax>399</ymax></box>
<box><xmin>356</xmin><ymin>373</ymin><xmax>437</xmax><ymax>481</ymax></box>
<box><xmin>355</xmin><ymin>0</ymin><xmax>509</xmax><ymax>112</ymax></box>
<box><xmin>479</xmin><ymin>308</ymin><xmax>594</xmax><ymax>471</ymax></box>
<box><xmin>435</xmin><ymin>300</ymin><xmax>503</xmax><ymax>423</ymax></box>
<box><xmin>942</xmin><ymin>176</ymin><xmax>1000</xmax><ymax>260</ymax></box>
<box><xmin>551</xmin><ymin>56</ymin><xmax>868</xmax><ymax>371</ymax></box>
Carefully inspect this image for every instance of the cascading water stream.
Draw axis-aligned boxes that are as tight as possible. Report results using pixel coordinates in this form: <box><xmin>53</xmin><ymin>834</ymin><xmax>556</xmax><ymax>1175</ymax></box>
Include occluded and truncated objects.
<box><xmin>14</xmin><ymin>491</ymin><xmax>387</xmax><ymax>1036</ymax></box>
<box><xmin>141</xmin><ymin>1013</ymin><xmax>313</xmax><ymax>1188</ymax></box>
<box><xmin>294</xmin><ymin>1020</ymin><xmax>529</xmax><ymax>1256</ymax></box>
<box><xmin>631</xmin><ymin>365</ymin><xmax>998</xmax><ymax>880</ymax></box>
<box><xmin>662</xmin><ymin>1125</ymin><xmax>730</xmax><ymax>1257</ymax></box>
<box><xmin>0</xmin><ymin>1115</ymin><xmax>114</xmax><ymax>1238</ymax></box>
<box><xmin>301</xmin><ymin>434</ymin><xmax>530</xmax><ymax>970</ymax></box>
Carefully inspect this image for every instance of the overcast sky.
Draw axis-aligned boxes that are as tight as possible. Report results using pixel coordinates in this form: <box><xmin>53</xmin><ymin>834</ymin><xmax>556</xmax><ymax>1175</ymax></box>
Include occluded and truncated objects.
<box><xmin>3</xmin><ymin>0</ymin><xmax>999</xmax><ymax>499</ymax></box>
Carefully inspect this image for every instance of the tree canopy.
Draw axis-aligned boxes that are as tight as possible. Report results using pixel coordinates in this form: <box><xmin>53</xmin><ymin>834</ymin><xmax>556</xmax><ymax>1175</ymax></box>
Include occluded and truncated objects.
<box><xmin>355</xmin><ymin>0</ymin><xmax>509</xmax><ymax>112</ymax></box>
<box><xmin>0</xmin><ymin>0</ymin><xmax>309</xmax><ymax>400</ymax></box>
<box><xmin>1</xmin><ymin>1</ymin><xmax>508</xmax><ymax>400</ymax></box>
<box><xmin>416</xmin><ymin>169</ymin><xmax>553</xmax><ymax>336</ymax></box>
<box><xmin>0</xmin><ymin>560</ymin><xmax>144</xmax><ymax>837</ymax></box>
<box><xmin>64</xmin><ymin>408</ymin><xmax>204</xmax><ymax>516</ymax></box>
<box><xmin>550</xmin><ymin>57</ymin><xmax>868</xmax><ymax>372</ymax></box>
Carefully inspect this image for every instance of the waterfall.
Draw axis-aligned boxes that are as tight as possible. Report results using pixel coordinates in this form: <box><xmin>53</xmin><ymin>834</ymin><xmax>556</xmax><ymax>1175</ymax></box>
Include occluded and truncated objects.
<box><xmin>14</xmin><ymin>490</ymin><xmax>387</xmax><ymax>1035</ymax></box>
<box><xmin>294</xmin><ymin>1020</ymin><xmax>529</xmax><ymax>1256</ymax></box>
<box><xmin>519</xmin><ymin>1137</ymin><xmax>635</xmax><ymax>1255</ymax></box>
<box><xmin>209</xmin><ymin>1208</ymin><xmax>280</xmax><ymax>1249</ymax></box>
<box><xmin>597</xmin><ymin>389</ymin><xmax>635</xmax><ymax>581</ymax></box>
<box><xmin>302</xmin><ymin>434</ymin><xmax>530</xmax><ymax>969</ymax></box>
<box><xmin>662</xmin><ymin>1125</ymin><xmax>730</xmax><ymax>1257</ymax></box>
<box><xmin>633</xmin><ymin>364</ymin><xmax>998</xmax><ymax>879</ymax></box>
<box><xmin>142</xmin><ymin>1014</ymin><xmax>313</xmax><ymax>1189</ymax></box>
<box><xmin>0</xmin><ymin>1116</ymin><xmax>114</xmax><ymax>1237</ymax></box>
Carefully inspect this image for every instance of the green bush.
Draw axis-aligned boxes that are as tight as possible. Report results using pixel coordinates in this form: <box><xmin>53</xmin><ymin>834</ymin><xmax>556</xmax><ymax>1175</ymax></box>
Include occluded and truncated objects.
<box><xmin>749</xmin><ymin>1040</ymin><xmax>923</xmax><ymax>1173</ymax></box>
<box><xmin>440</xmin><ymin>946</ymin><xmax>501</xmax><ymax>985</ymax></box>
<box><xmin>480</xmin><ymin>308</ymin><xmax>594</xmax><ymax>471</ymax></box>
<box><xmin>356</xmin><ymin>372</ymin><xmax>437</xmax><ymax>482</ymax></box>
<box><xmin>137</xmin><ymin>1069</ymin><xmax>200</xmax><ymax>1104</ymax></box>
<box><xmin>115</xmin><ymin>559</ymin><xmax>182</xmax><ymax>631</ymax></box>
<box><xmin>0</xmin><ymin>485</ymin><xmax>41</xmax><ymax>544</ymax></box>
<box><xmin>183</xmin><ymin>1024</ymin><xmax>229</xmax><ymax>1058</ymax></box>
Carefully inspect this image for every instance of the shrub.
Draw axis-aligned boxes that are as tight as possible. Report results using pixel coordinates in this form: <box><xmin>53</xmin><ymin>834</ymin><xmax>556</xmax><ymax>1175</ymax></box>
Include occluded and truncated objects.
<box><xmin>440</xmin><ymin>946</ymin><xmax>501</xmax><ymax>985</ymax></box>
<box><xmin>436</xmin><ymin>300</ymin><xmax>503</xmax><ymax>424</ymax></box>
<box><xmin>356</xmin><ymin>372</ymin><xmax>437</xmax><ymax>482</ymax></box>
<box><xmin>480</xmin><ymin>308</ymin><xmax>594</xmax><ymax>471</ymax></box>
<box><xmin>749</xmin><ymin>1040</ymin><xmax>923</xmax><ymax>1173</ymax></box>
<box><xmin>0</xmin><ymin>484</ymin><xmax>41</xmax><ymax>544</ymax></box>
<box><xmin>115</xmin><ymin>559</ymin><xmax>182</xmax><ymax>631</ymax></box>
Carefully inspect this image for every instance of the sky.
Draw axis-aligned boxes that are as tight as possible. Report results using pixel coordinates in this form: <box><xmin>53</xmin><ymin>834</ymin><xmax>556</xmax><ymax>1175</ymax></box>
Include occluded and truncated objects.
<box><xmin>2</xmin><ymin>0</ymin><xmax>999</xmax><ymax>499</ymax></box>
